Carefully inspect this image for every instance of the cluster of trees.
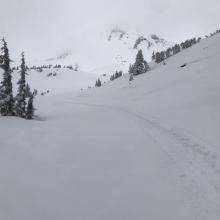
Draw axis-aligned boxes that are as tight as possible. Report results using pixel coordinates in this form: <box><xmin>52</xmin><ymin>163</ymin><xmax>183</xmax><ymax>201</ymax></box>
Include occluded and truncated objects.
<box><xmin>215</xmin><ymin>29</ymin><xmax>220</xmax><ymax>34</ymax></box>
<box><xmin>63</xmin><ymin>65</ymin><xmax>78</xmax><ymax>71</ymax></box>
<box><xmin>95</xmin><ymin>78</ymin><xmax>102</xmax><ymax>87</ymax></box>
<box><xmin>47</xmin><ymin>72</ymin><xmax>57</xmax><ymax>77</ymax></box>
<box><xmin>31</xmin><ymin>64</ymin><xmax>53</xmax><ymax>70</ymax></box>
<box><xmin>180</xmin><ymin>38</ymin><xmax>199</xmax><ymax>49</ymax></box>
<box><xmin>41</xmin><ymin>90</ymin><xmax>50</xmax><ymax>96</ymax></box>
<box><xmin>206</xmin><ymin>29</ymin><xmax>220</xmax><ymax>38</ymax></box>
<box><xmin>152</xmin><ymin>37</ymin><xmax>201</xmax><ymax>64</ymax></box>
<box><xmin>0</xmin><ymin>39</ymin><xmax>35</xmax><ymax>119</ymax></box>
<box><xmin>94</xmin><ymin>71</ymin><xmax>123</xmax><ymax>88</ymax></box>
<box><xmin>54</xmin><ymin>64</ymin><xmax>62</xmax><ymax>68</ymax></box>
<box><xmin>66</xmin><ymin>65</ymin><xmax>73</xmax><ymax>70</ymax></box>
<box><xmin>25</xmin><ymin>64</ymin><xmax>78</xmax><ymax>72</ymax></box>
<box><xmin>110</xmin><ymin>71</ymin><xmax>123</xmax><ymax>81</ymax></box>
<box><xmin>129</xmin><ymin>49</ymin><xmax>149</xmax><ymax>77</ymax></box>
<box><xmin>152</xmin><ymin>50</ymin><xmax>166</xmax><ymax>64</ymax></box>
<box><xmin>14</xmin><ymin>65</ymin><xmax>52</xmax><ymax>73</ymax></box>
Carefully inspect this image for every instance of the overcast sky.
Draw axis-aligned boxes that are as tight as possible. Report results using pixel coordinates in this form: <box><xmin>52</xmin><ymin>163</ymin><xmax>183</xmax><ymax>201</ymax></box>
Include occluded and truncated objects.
<box><xmin>0</xmin><ymin>0</ymin><xmax>220</xmax><ymax>60</ymax></box>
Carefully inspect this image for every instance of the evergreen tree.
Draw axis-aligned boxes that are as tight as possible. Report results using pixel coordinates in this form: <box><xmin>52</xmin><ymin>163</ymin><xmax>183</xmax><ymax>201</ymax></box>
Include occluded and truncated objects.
<box><xmin>26</xmin><ymin>93</ymin><xmax>35</xmax><ymax>119</ymax></box>
<box><xmin>132</xmin><ymin>50</ymin><xmax>149</xmax><ymax>75</ymax></box>
<box><xmin>176</xmin><ymin>44</ymin><xmax>181</xmax><ymax>53</ymax></box>
<box><xmin>97</xmin><ymin>78</ymin><xmax>102</xmax><ymax>87</ymax></box>
<box><xmin>155</xmin><ymin>52</ymin><xmax>161</xmax><ymax>63</ymax></box>
<box><xmin>110</xmin><ymin>71</ymin><xmax>123</xmax><ymax>81</ymax></box>
<box><xmin>110</xmin><ymin>75</ymin><xmax>115</xmax><ymax>81</ymax></box>
<box><xmin>160</xmin><ymin>51</ymin><xmax>165</xmax><ymax>62</ymax></box>
<box><xmin>95</xmin><ymin>78</ymin><xmax>102</xmax><ymax>87</ymax></box>
<box><xmin>115</xmin><ymin>71</ymin><xmax>119</xmax><ymax>79</ymax></box>
<box><xmin>0</xmin><ymin>38</ymin><xmax>14</xmax><ymax>116</ymax></box>
<box><xmin>197</xmin><ymin>37</ymin><xmax>202</xmax><ymax>43</ymax></box>
<box><xmin>172</xmin><ymin>44</ymin><xmax>181</xmax><ymax>55</ymax></box>
<box><xmin>129</xmin><ymin>73</ymin><xmax>133</xmax><ymax>82</ymax></box>
<box><xmin>192</xmin><ymin>38</ymin><xmax>197</xmax><ymax>45</ymax></box>
<box><xmin>118</xmin><ymin>71</ymin><xmax>123</xmax><ymax>77</ymax></box>
<box><xmin>128</xmin><ymin>64</ymin><xmax>134</xmax><ymax>74</ymax></box>
<box><xmin>165</xmin><ymin>48</ymin><xmax>172</xmax><ymax>58</ymax></box>
<box><xmin>152</xmin><ymin>51</ymin><xmax>156</xmax><ymax>61</ymax></box>
<box><xmin>155</xmin><ymin>51</ymin><xmax>166</xmax><ymax>63</ymax></box>
<box><xmin>25</xmin><ymin>83</ymin><xmax>32</xmax><ymax>97</ymax></box>
<box><xmin>181</xmin><ymin>42</ymin><xmax>185</xmax><ymax>49</ymax></box>
<box><xmin>15</xmin><ymin>52</ymin><xmax>27</xmax><ymax>118</ymax></box>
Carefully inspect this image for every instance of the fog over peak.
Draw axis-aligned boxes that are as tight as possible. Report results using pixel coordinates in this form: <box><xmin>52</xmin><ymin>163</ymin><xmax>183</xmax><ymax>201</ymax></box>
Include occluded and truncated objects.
<box><xmin>0</xmin><ymin>0</ymin><xmax>219</xmax><ymax>61</ymax></box>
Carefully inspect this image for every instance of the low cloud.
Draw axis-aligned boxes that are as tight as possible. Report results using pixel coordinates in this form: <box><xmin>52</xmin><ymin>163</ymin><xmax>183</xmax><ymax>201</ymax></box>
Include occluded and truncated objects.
<box><xmin>0</xmin><ymin>0</ymin><xmax>219</xmax><ymax>60</ymax></box>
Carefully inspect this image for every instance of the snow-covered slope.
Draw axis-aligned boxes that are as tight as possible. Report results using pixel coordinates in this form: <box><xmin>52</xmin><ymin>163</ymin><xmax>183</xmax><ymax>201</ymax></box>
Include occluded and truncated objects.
<box><xmin>78</xmin><ymin>34</ymin><xmax>220</xmax><ymax>147</ymax></box>
<box><xmin>29</xmin><ymin>28</ymin><xmax>173</xmax><ymax>74</ymax></box>
<box><xmin>10</xmin><ymin>68</ymin><xmax>101</xmax><ymax>95</ymax></box>
<box><xmin>0</xmin><ymin>33</ymin><xmax>220</xmax><ymax>220</ymax></box>
<box><xmin>8</xmin><ymin>29</ymin><xmax>173</xmax><ymax>94</ymax></box>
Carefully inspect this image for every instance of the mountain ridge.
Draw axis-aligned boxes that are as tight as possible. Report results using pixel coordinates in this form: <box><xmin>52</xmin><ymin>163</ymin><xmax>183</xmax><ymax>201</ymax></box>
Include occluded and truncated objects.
<box><xmin>27</xmin><ymin>28</ymin><xmax>173</xmax><ymax>74</ymax></box>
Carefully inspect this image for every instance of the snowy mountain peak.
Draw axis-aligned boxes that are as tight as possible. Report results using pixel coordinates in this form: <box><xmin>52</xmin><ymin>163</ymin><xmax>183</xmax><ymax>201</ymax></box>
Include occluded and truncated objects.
<box><xmin>29</xmin><ymin>28</ymin><xmax>173</xmax><ymax>74</ymax></box>
<box><xmin>106</xmin><ymin>28</ymin><xmax>173</xmax><ymax>54</ymax></box>
<box><xmin>108</xmin><ymin>28</ymin><xmax>127</xmax><ymax>41</ymax></box>
<box><xmin>150</xmin><ymin>34</ymin><xmax>171</xmax><ymax>46</ymax></box>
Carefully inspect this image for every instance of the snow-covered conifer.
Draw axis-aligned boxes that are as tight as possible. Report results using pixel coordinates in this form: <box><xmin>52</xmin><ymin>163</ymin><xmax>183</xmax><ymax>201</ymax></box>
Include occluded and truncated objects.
<box><xmin>26</xmin><ymin>93</ymin><xmax>35</xmax><ymax>119</ymax></box>
<box><xmin>15</xmin><ymin>52</ymin><xmax>27</xmax><ymax>118</ymax></box>
<box><xmin>0</xmin><ymin>38</ymin><xmax>14</xmax><ymax>116</ymax></box>
<box><xmin>129</xmin><ymin>73</ymin><xmax>133</xmax><ymax>82</ymax></box>
<box><xmin>132</xmin><ymin>50</ymin><xmax>149</xmax><ymax>75</ymax></box>
<box><xmin>152</xmin><ymin>51</ymin><xmax>156</xmax><ymax>61</ymax></box>
<box><xmin>97</xmin><ymin>78</ymin><xmax>102</xmax><ymax>87</ymax></box>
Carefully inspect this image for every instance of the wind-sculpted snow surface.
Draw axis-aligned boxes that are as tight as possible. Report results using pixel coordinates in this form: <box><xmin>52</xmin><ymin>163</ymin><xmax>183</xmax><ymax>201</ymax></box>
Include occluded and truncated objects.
<box><xmin>0</xmin><ymin>34</ymin><xmax>220</xmax><ymax>219</ymax></box>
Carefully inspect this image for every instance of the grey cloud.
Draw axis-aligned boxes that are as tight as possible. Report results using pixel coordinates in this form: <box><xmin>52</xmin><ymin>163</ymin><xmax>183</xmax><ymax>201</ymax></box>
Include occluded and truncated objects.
<box><xmin>0</xmin><ymin>0</ymin><xmax>219</xmax><ymax>60</ymax></box>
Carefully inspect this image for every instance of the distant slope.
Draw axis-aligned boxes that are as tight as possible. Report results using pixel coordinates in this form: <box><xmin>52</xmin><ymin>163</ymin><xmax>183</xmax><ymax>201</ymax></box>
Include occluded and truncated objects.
<box><xmin>29</xmin><ymin>28</ymin><xmax>173</xmax><ymax>74</ymax></box>
<box><xmin>7</xmin><ymin>68</ymin><xmax>101</xmax><ymax>95</ymax></box>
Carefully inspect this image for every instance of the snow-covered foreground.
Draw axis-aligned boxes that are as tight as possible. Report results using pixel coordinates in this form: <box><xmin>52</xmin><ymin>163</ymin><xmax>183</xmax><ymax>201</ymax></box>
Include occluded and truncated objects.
<box><xmin>0</xmin><ymin>34</ymin><xmax>220</xmax><ymax>220</ymax></box>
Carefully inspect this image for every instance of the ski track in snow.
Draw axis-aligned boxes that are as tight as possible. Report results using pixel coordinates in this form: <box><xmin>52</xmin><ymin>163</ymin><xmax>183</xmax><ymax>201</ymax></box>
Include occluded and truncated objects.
<box><xmin>68</xmin><ymin>101</ymin><xmax>220</xmax><ymax>174</ymax></box>
<box><xmin>67</xmin><ymin>100</ymin><xmax>220</xmax><ymax>219</ymax></box>
<box><xmin>67</xmin><ymin>101</ymin><xmax>220</xmax><ymax>212</ymax></box>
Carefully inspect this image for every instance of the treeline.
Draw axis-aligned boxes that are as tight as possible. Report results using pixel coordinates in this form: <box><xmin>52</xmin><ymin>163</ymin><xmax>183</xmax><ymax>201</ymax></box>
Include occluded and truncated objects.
<box><xmin>152</xmin><ymin>29</ymin><xmax>220</xmax><ymax>64</ymax></box>
<box><xmin>94</xmin><ymin>71</ymin><xmax>123</xmax><ymax>88</ymax></box>
<box><xmin>205</xmin><ymin>29</ymin><xmax>220</xmax><ymax>38</ymax></box>
<box><xmin>0</xmin><ymin>39</ymin><xmax>36</xmax><ymax>119</ymax></box>
<box><xmin>110</xmin><ymin>71</ymin><xmax>123</xmax><ymax>81</ymax></box>
<box><xmin>152</xmin><ymin>37</ymin><xmax>201</xmax><ymax>64</ymax></box>
<box><xmin>12</xmin><ymin>64</ymin><xmax>79</xmax><ymax>73</ymax></box>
